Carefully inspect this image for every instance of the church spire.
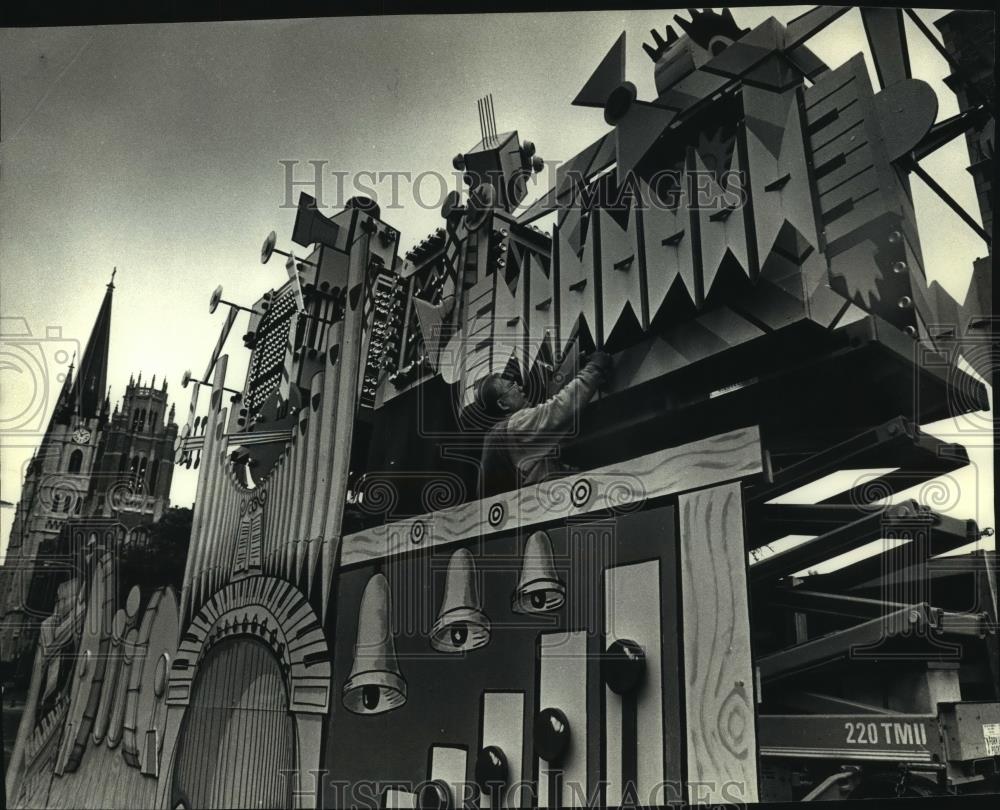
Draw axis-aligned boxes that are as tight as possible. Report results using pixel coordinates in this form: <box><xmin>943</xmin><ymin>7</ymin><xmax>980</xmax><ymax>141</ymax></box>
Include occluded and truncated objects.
<box><xmin>68</xmin><ymin>276</ymin><xmax>114</xmax><ymax>421</ymax></box>
<box><xmin>53</xmin><ymin>354</ymin><xmax>76</xmax><ymax>420</ymax></box>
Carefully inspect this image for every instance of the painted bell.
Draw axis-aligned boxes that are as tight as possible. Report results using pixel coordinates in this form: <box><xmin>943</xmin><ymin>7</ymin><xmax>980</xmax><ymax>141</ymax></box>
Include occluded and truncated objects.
<box><xmin>512</xmin><ymin>531</ymin><xmax>566</xmax><ymax>614</ymax></box>
<box><xmin>343</xmin><ymin>573</ymin><xmax>407</xmax><ymax>714</ymax></box>
<box><xmin>430</xmin><ymin>548</ymin><xmax>490</xmax><ymax>652</ymax></box>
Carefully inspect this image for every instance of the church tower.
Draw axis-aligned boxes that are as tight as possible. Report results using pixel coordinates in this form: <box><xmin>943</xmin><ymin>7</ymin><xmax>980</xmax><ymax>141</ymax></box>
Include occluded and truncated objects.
<box><xmin>84</xmin><ymin>372</ymin><xmax>178</xmax><ymax>523</ymax></box>
<box><xmin>0</xmin><ymin>276</ymin><xmax>114</xmax><ymax>666</ymax></box>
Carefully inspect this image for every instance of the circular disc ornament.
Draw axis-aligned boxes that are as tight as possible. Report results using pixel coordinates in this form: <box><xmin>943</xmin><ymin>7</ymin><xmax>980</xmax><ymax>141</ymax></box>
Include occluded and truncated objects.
<box><xmin>604</xmin><ymin>81</ymin><xmax>637</xmax><ymax>125</ymax></box>
<box><xmin>208</xmin><ymin>285</ymin><xmax>223</xmax><ymax>314</ymax></box>
<box><xmin>873</xmin><ymin>79</ymin><xmax>939</xmax><ymax>161</ymax></box>
<box><xmin>602</xmin><ymin>638</ymin><xmax>646</xmax><ymax>695</ymax></box>
<box><xmin>260</xmin><ymin>230</ymin><xmax>277</xmax><ymax>265</ymax></box>
<box><xmin>441</xmin><ymin>190</ymin><xmax>463</xmax><ymax>220</ymax></box>
<box><xmin>534</xmin><ymin>707</ymin><xmax>571</xmax><ymax>765</ymax></box>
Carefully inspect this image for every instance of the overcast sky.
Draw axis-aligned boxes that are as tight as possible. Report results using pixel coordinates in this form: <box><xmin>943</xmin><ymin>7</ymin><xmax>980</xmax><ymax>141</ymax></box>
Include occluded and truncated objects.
<box><xmin>0</xmin><ymin>7</ymin><xmax>992</xmax><ymax>559</ymax></box>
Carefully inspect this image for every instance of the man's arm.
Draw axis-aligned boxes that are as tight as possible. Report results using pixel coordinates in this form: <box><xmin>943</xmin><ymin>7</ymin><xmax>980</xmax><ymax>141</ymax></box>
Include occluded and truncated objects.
<box><xmin>506</xmin><ymin>352</ymin><xmax>611</xmax><ymax>436</ymax></box>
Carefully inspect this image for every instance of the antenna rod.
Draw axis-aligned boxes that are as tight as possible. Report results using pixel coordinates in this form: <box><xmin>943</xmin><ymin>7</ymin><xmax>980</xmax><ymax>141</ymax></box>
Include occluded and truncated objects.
<box><xmin>218</xmin><ymin>296</ymin><xmax>258</xmax><ymax>315</ymax></box>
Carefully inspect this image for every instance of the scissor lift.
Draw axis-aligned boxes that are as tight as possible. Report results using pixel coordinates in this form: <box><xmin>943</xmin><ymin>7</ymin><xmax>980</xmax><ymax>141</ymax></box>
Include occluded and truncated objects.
<box><xmin>746</xmin><ymin>416</ymin><xmax>998</xmax><ymax>800</ymax></box>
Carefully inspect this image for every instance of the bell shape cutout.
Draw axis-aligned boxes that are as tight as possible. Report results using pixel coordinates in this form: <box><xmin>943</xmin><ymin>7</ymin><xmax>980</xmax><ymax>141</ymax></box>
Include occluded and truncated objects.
<box><xmin>512</xmin><ymin>531</ymin><xmax>566</xmax><ymax>613</ymax></box>
<box><xmin>430</xmin><ymin>548</ymin><xmax>491</xmax><ymax>652</ymax></box>
<box><xmin>343</xmin><ymin>572</ymin><xmax>407</xmax><ymax>714</ymax></box>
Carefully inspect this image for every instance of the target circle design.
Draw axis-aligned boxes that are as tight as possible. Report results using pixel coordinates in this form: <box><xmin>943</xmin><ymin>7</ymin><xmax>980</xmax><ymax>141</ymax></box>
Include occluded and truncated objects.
<box><xmin>570</xmin><ymin>479</ymin><xmax>592</xmax><ymax>508</ymax></box>
<box><xmin>488</xmin><ymin>502</ymin><xmax>505</xmax><ymax>527</ymax></box>
<box><xmin>410</xmin><ymin>520</ymin><xmax>426</xmax><ymax>545</ymax></box>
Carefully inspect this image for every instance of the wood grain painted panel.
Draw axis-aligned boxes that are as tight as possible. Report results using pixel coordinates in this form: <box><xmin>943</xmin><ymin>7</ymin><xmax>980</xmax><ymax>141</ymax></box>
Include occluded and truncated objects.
<box><xmin>342</xmin><ymin>426</ymin><xmax>761</xmax><ymax>567</ymax></box>
<box><xmin>679</xmin><ymin>481</ymin><xmax>759</xmax><ymax>805</ymax></box>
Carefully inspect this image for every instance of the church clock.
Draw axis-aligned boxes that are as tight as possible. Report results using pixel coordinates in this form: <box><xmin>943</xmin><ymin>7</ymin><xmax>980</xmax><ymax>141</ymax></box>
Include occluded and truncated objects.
<box><xmin>71</xmin><ymin>428</ymin><xmax>92</xmax><ymax>445</ymax></box>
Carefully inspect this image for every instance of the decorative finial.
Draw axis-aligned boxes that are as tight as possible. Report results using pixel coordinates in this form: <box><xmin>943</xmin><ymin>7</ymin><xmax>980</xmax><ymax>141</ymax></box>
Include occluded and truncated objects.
<box><xmin>108</xmin><ymin>267</ymin><xmax>117</xmax><ymax>289</ymax></box>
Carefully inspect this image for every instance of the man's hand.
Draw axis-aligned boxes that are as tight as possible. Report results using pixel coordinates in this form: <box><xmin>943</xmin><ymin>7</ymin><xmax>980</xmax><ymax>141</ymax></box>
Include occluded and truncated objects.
<box><xmin>587</xmin><ymin>350</ymin><xmax>612</xmax><ymax>372</ymax></box>
<box><xmin>587</xmin><ymin>350</ymin><xmax>613</xmax><ymax>391</ymax></box>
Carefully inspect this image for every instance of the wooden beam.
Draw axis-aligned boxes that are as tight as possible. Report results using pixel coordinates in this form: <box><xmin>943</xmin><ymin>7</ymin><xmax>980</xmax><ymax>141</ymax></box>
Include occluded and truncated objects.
<box><xmin>340</xmin><ymin>425</ymin><xmax>762</xmax><ymax>567</ymax></box>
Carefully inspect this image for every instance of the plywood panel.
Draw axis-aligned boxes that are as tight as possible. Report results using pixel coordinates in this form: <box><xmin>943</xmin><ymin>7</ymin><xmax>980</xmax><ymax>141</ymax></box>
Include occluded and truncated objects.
<box><xmin>479</xmin><ymin>691</ymin><xmax>525</xmax><ymax>809</ymax></box>
<box><xmin>603</xmin><ymin>560</ymin><xmax>665</xmax><ymax>806</ymax></box>
<box><xmin>556</xmin><ymin>216</ymin><xmax>598</xmax><ymax>353</ymax></box>
<box><xmin>598</xmin><ymin>208</ymin><xmax>643</xmax><ymax>341</ymax></box>
<box><xmin>383</xmin><ymin>787</ymin><xmax>417</xmax><ymax>808</ymax></box>
<box><xmin>679</xmin><ymin>481</ymin><xmax>758</xmax><ymax>804</ymax></box>
<box><xmin>428</xmin><ymin>745</ymin><xmax>469</xmax><ymax>809</ymax></box>
<box><xmin>537</xmin><ymin>631</ymin><xmax>588</xmax><ymax>808</ymax></box>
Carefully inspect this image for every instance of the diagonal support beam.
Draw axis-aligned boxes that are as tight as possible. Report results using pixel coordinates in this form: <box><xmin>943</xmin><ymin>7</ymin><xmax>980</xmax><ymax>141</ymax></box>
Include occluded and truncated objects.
<box><xmin>750</xmin><ymin>503</ymin><xmax>975</xmax><ymax>588</ymax></box>
<box><xmin>747</xmin><ymin>416</ymin><xmax>969</xmax><ymax>507</ymax></box>
<box><xmin>768</xmin><ymin>588</ymin><xmax>988</xmax><ymax>637</ymax></box>
<box><xmin>784</xmin><ymin>5</ymin><xmax>851</xmax><ymax>50</ymax></box>
<box><xmin>912</xmin><ymin>106</ymin><xmax>991</xmax><ymax>161</ymax></box>
<box><xmin>758</xmin><ymin>603</ymin><xmax>943</xmax><ymax>681</ymax></box>
<box><xmin>749</xmin><ymin>502</ymin><xmax>887</xmax><ymax>547</ymax></box>
<box><xmin>908</xmin><ymin>159</ymin><xmax>992</xmax><ymax>246</ymax></box>
<box><xmin>749</xmin><ymin>500</ymin><xmax>923</xmax><ymax>585</ymax></box>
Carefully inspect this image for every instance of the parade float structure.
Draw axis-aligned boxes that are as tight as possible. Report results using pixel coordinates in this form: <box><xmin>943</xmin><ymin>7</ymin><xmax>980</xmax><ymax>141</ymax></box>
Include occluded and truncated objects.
<box><xmin>5</xmin><ymin>6</ymin><xmax>996</xmax><ymax>808</ymax></box>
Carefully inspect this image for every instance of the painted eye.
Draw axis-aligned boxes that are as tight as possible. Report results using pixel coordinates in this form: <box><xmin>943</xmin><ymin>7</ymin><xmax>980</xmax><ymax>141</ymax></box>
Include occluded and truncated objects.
<box><xmin>709</xmin><ymin>36</ymin><xmax>732</xmax><ymax>55</ymax></box>
<box><xmin>530</xmin><ymin>592</ymin><xmax>547</xmax><ymax>610</ymax></box>
<box><xmin>450</xmin><ymin>623</ymin><xmax>468</xmax><ymax>647</ymax></box>
<box><xmin>361</xmin><ymin>685</ymin><xmax>380</xmax><ymax>711</ymax></box>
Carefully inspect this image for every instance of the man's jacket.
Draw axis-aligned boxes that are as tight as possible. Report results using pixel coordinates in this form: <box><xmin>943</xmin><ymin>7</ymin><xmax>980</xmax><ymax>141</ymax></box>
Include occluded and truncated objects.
<box><xmin>479</xmin><ymin>357</ymin><xmax>608</xmax><ymax>496</ymax></box>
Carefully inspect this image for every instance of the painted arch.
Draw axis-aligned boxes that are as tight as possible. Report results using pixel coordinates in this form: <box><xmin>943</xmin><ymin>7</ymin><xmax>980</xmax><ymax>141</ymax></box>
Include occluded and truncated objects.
<box><xmin>157</xmin><ymin>576</ymin><xmax>330</xmax><ymax>810</ymax></box>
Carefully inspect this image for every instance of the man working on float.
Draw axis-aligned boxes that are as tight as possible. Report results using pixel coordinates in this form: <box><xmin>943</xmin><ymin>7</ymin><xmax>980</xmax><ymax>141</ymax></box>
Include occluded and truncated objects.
<box><xmin>478</xmin><ymin>350</ymin><xmax>612</xmax><ymax>495</ymax></box>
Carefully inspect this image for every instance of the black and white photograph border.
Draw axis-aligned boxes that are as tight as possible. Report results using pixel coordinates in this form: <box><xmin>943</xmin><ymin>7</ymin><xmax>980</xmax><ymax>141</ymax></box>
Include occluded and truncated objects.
<box><xmin>0</xmin><ymin>3</ymin><xmax>996</xmax><ymax>809</ymax></box>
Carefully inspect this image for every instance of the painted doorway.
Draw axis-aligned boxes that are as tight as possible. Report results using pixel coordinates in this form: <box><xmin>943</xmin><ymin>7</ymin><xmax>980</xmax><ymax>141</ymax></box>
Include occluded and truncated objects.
<box><xmin>172</xmin><ymin>636</ymin><xmax>295</xmax><ymax>808</ymax></box>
